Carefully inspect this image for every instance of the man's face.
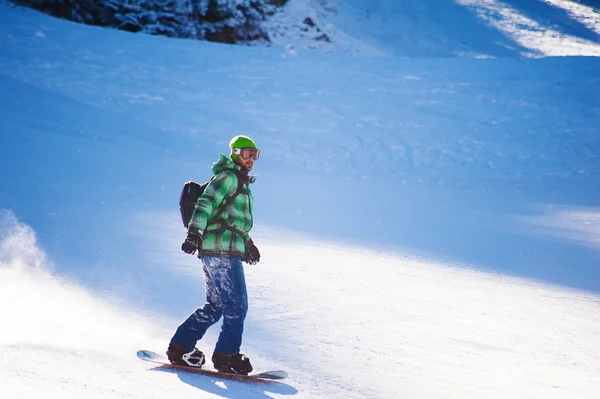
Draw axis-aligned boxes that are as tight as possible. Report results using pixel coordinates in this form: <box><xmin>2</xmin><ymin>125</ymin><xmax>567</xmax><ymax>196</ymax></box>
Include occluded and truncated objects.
<box><xmin>236</xmin><ymin>156</ymin><xmax>254</xmax><ymax>171</ymax></box>
<box><xmin>234</xmin><ymin>148</ymin><xmax>259</xmax><ymax>172</ymax></box>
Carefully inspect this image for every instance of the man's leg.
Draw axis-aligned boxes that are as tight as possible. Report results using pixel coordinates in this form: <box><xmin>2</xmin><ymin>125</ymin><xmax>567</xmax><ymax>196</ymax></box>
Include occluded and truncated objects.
<box><xmin>206</xmin><ymin>256</ymin><xmax>248</xmax><ymax>355</ymax></box>
<box><xmin>170</xmin><ymin>259</ymin><xmax>223</xmax><ymax>350</ymax></box>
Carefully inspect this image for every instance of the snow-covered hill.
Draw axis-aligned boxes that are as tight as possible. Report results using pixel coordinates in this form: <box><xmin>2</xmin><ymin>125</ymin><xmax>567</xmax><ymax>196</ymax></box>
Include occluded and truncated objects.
<box><xmin>269</xmin><ymin>0</ymin><xmax>600</xmax><ymax>56</ymax></box>
<box><xmin>1</xmin><ymin>1</ymin><xmax>599</xmax><ymax>398</ymax></box>
<box><xmin>9</xmin><ymin>0</ymin><xmax>600</xmax><ymax>55</ymax></box>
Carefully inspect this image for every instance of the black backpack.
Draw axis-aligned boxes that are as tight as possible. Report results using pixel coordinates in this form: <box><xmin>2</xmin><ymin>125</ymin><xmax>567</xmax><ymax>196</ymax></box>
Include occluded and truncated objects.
<box><xmin>180</xmin><ymin>180</ymin><xmax>211</xmax><ymax>228</ymax></box>
<box><xmin>179</xmin><ymin>173</ymin><xmax>244</xmax><ymax>228</ymax></box>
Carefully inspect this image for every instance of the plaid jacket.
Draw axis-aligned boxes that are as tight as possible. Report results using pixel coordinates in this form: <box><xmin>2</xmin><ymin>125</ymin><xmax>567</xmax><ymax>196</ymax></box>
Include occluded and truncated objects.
<box><xmin>188</xmin><ymin>154</ymin><xmax>254</xmax><ymax>259</ymax></box>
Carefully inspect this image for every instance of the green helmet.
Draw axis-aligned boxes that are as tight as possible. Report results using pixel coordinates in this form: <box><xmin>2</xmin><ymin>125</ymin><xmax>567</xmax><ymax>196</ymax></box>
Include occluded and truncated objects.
<box><xmin>229</xmin><ymin>135</ymin><xmax>257</xmax><ymax>161</ymax></box>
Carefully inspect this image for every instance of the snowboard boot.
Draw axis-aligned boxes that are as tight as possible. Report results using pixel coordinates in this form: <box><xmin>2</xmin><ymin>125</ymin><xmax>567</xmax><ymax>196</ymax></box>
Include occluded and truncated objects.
<box><xmin>212</xmin><ymin>352</ymin><xmax>253</xmax><ymax>375</ymax></box>
<box><xmin>166</xmin><ymin>342</ymin><xmax>206</xmax><ymax>368</ymax></box>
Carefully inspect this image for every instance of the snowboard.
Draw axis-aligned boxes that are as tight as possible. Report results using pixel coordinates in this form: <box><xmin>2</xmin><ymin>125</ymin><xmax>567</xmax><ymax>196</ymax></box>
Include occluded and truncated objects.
<box><xmin>137</xmin><ymin>350</ymin><xmax>288</xmax><ymax>381</ymax></box>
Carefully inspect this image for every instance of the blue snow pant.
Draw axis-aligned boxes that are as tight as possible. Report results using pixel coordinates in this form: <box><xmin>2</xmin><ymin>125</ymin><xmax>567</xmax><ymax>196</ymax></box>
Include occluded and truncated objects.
<box><xmin>170</xmin><ymin>256</ymin><xmax>248</xmax><ymax>355</ymax></box>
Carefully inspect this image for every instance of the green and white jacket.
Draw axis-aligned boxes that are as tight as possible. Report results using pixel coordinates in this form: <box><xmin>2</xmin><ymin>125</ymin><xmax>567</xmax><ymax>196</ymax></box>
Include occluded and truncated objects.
<box><xmin>188</xmin><ymin>154</ymin><xmax>255</xmax><ymax>260</ymax></box>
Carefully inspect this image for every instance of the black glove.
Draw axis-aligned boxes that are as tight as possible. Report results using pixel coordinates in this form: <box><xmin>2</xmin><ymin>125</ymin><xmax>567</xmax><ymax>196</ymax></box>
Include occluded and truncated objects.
<box><xmin>246</xmin><ymin>241</ymin><xmax>260</xmax><ymax>265</ymax></box>
<box><xmin>181</xmin><ymin>229</ymin><xmax>202</xmax><ymax>255</ymax></box>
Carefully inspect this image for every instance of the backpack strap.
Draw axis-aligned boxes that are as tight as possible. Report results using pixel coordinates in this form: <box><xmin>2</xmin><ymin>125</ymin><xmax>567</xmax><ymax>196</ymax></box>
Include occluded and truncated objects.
<box><xmin>208</xmin><ymin>223</ymin><xmax>247</xmax><ymax>240</ymax></box>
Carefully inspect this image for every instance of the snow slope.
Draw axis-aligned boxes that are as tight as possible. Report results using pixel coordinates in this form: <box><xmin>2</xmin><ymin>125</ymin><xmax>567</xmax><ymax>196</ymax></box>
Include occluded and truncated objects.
<box><xmin>1</xmin><ymin>1</ymin><xmax>600</xmax><ymax>398</ymax></box>
<box><xmin>269</xmin><ymin>0</ymin><xmax>600</xmax><ymax>56</ymax></box>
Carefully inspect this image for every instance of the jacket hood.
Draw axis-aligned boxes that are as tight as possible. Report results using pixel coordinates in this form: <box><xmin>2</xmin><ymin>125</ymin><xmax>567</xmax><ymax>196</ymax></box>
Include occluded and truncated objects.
<box><xmin>212</xmin><ymin>153</ymin><xmax>240</xmax><ymax>175</ymax></box>
<box><xmin>212</xmin><ymin>153</ymin><xmax>257</xmax><ymax>183</ymax></box>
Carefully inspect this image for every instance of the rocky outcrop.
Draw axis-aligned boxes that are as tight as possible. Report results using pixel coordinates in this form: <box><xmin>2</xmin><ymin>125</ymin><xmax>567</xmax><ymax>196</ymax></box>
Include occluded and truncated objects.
<box><xmin>11</xmin><ymin>0</ymin><xmax>290</xmax><ymax>44</ymax></box>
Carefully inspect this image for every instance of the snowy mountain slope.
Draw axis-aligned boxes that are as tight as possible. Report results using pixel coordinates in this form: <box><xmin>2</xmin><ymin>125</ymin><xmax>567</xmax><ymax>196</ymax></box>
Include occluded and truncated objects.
<box><xmin>1</xmin><ymin>3</ymin><xmax>599</xmax><ymax>294</ymax></box>
<box><xmin>1</xmin><ymin>1</ymin><xmax>600</xmax><ymax>399</ymax></box>
<box><xmin>1</xmin><ymin>4</ymin><xmax>599</xmax><ymax>185</ymax></box>
<box><xmin>268</xmin><ymin>0</ymin><xmax>600</xmax><ymax>56</ymax></box>
<box><xmin>2</xmin><ymin>212</ymin><xmax>600</xmax><ymax>399</ymax></box>
<box><xmin>8</xmin><ymin>0</ymin><xmax>600</xmax><ymax>56</ymax></box>
<box><xmin>456</xmin><ymin>0</ymin><xmax>600</xmax><ymax>56</ymax></box>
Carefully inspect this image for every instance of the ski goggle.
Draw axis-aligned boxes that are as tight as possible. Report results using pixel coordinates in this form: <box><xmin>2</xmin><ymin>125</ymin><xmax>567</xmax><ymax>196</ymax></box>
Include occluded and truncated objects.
<box><xmin>233</xmin><ymin>147</ymin><xmax>260</xmax><ymax>160</ymax></box>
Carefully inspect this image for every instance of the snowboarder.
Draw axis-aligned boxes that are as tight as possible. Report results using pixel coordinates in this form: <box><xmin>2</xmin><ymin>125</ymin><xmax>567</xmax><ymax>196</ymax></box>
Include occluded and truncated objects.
<box><xmin>167</xmin><ymin>135</ymin><xmax>261</xmax><ymax>375</ymax></box>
